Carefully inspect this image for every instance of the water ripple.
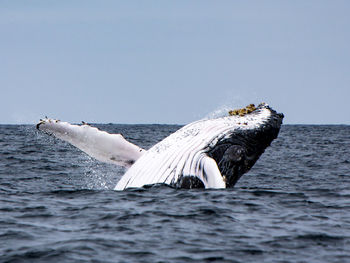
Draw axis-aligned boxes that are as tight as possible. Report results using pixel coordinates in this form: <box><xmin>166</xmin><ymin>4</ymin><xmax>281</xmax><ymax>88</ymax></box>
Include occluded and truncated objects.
<box><xmin>0</xmin><ymin>125</ymin><xmax>350</xmax><ymax>262</ymax></box>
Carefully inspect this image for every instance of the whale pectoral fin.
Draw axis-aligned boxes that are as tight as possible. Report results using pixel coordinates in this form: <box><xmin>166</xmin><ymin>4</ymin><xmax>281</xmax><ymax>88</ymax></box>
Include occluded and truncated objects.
<box><xmin>200</xmin><ymin>156</ymin><xmax>226</xmax><ymax>189</ymax></box>
<box><xmin>37</xmin><ymin>118</ymin><xmax>145</xmax><ymax>168</ymax></box>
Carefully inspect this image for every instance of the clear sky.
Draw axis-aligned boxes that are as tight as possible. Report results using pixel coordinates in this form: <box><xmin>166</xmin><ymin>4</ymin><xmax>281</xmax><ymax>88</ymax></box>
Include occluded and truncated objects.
<box><xmin>1</xmin><ymin>1</ymin><xmax>349</xmax><ymax>124</ymax></box>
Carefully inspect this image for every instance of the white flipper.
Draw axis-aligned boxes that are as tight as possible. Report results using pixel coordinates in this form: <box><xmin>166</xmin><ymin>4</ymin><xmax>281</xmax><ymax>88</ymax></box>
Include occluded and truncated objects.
<box><xmin>199</xmin><ymin>156</ymin><xmax>226</xmax><ymax>189</ymax></box>
<box><xmin>37</xmin><ymin>119</ymin><xmax>145</xmax><ymax>167</ymax></box>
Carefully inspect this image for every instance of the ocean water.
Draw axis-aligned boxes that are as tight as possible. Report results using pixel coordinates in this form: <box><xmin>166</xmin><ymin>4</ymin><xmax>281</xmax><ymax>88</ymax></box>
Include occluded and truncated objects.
<box><xmin>0</xmin><ymin>124</ymin><xmax>349</xmax><ymax>263</ymax></box>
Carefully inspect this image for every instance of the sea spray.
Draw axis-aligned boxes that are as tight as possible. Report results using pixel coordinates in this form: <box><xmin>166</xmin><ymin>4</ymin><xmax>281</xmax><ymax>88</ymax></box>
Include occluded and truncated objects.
<box><xmin>83</xmin><ymin>158</ymin><xmax>124</xmax><ymax>190</ymax></box>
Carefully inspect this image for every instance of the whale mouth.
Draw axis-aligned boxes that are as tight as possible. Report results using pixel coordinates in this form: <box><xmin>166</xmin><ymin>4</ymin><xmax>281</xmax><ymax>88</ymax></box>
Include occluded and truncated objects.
<box><xmin>207</xmin><ymin>103</ymin><xmax>284</xmax><ymax>188</ymax></box>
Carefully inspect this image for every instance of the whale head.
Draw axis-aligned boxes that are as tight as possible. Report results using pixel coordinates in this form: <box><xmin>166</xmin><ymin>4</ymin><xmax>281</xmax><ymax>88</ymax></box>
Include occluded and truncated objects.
<box><xmin>205</xmin><ymin>103</ymin><xmax>284</xmax><ymax>187</ymax></box>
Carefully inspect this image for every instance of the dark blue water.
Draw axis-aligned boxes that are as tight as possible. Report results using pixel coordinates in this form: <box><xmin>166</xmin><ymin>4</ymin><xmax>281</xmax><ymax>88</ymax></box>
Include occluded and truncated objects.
<box><xmin>1</xmin><ymin>124</ymin><xmax>349</xmax><ymax>263</ymax></box>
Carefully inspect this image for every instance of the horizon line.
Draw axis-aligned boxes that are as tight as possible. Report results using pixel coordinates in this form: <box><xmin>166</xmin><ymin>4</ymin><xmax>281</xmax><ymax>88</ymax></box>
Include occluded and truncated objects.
<box><xmin>0</xmin><ymin>122</ymin><xmax>349</xmax><ymax>126</ymax></box>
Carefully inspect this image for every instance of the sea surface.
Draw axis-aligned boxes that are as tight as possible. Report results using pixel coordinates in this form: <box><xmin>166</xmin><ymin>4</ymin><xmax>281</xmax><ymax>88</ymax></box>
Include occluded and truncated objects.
<box><xmin>0</xmin><ymin>124</ymin><xmax>349</xmax><ymax>263</ymax></box>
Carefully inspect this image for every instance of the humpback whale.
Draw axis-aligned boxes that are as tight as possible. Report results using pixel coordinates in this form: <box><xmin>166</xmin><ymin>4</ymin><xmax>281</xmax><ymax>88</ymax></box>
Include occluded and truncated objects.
<box><xmin>37</xmin><ymin>103</ymin><xmax>283</xmax><ymax>190</ymax></box>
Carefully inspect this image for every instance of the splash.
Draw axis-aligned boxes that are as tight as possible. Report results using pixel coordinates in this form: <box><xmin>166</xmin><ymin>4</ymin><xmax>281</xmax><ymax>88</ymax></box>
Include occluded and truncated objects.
<box><xmin>83</xmin><ymin>158</ymin><xmax>125</xmax><ymax>190</ymax></box>
<box><xmin>203</xmin><ymin>105</ymin><xmax>234</xmax><ymax>120</ymax></box>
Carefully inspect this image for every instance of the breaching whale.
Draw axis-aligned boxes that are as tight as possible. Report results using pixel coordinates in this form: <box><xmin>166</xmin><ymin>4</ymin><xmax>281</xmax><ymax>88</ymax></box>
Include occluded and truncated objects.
<box><xmin>36</xmin><ymin>103</ymin><xmax>283</xmax><ymax>190</ymax></box>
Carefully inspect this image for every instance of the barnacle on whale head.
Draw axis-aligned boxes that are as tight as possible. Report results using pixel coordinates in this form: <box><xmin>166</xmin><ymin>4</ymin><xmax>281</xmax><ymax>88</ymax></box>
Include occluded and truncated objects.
<box><xmin>228</xmin><ymin>103</ymin><xmax>257</xmax><ymax>117</ymax></box>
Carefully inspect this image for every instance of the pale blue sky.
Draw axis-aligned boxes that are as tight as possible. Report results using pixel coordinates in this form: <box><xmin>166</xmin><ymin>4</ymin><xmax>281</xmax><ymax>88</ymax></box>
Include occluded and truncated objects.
<box><xmin>1</xmin><ymin>1</ymin><xmax>349</xmax><ymax>124</ymax></box>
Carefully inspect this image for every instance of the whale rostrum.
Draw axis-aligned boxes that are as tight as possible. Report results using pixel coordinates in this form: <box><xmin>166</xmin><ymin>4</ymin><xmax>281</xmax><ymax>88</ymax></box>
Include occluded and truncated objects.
<box><xmin>37</xmin><ymin>103</ymin><xmax>284</xmax><ymax>190</ymax></box>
